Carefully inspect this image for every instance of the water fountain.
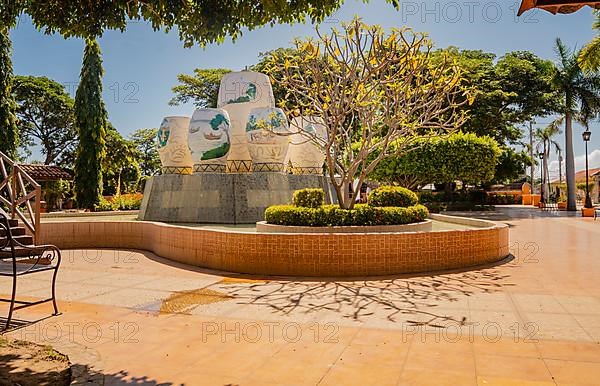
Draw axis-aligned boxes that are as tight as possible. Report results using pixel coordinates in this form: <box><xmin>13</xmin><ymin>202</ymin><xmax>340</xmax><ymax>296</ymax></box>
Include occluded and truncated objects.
<box><xmin>139</xmin><ymin>71</ymin><xmax>330</xmax><ymax>224</ymax></box>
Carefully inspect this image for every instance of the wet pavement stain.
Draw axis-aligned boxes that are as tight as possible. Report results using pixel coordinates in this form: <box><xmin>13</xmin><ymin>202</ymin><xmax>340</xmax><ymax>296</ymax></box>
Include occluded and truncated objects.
<box><xmin>159</xmin><ymin>288</ymin><xmax>234</xmax><ymax>314</ymax></box>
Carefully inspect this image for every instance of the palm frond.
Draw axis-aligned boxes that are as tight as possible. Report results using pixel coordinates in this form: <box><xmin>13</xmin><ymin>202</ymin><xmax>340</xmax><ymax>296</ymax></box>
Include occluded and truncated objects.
<box><xmin>550</xmin><ymin>139</ymin><xmax>562</xmax><ymax>154</ymax></box>
<box><xmin>579</xmin><ymin>36</ymin><xmax>600</xmax><ymax>73</ymax></box>
<box><xmin>555</xmin><ymin>38</ymin><xmax>573</xmax><ymax>70</ymax></box>
<box><xmin>592</xmin><ymin>9</ymin><xmax>600</xmax><ymax>31</ymax></box>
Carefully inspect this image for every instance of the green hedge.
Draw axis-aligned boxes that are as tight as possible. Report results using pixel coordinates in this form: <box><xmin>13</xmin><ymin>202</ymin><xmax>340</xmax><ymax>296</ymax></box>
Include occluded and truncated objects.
<box><xmin>368</xmin><ymin>186</ymin><xmax>418</xmax><ymax>207</ymax></box>
<box><xmin>265</xmin><ymin>204</ymin><xmax>429</xmax><ymax>226</ymax></box>
<box><xmin>292</xmin><ymin>188</ymin><xmax>324</xmax><ymax>208</ymax></box>
<box><xmin>95</xmin><ymin>193</ymin><xmax>143</xmax><ymax>211</ymax></box>
<box><xmin>485</xmin><ymin>194</ymin><xmax>518</xmax><ymax>205</ymax></box>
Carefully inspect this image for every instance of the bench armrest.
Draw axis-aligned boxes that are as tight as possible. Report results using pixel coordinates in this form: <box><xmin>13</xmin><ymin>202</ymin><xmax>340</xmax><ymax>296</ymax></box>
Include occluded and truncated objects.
<box><xmin>2</xmin><ymin>241</ymin><xmax>62</xmax><ymax>274</ymax></box>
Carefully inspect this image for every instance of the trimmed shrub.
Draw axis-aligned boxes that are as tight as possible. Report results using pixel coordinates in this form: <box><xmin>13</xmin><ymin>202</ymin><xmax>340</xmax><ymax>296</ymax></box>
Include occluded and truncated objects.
<box><xmin>94</xmin><ymin>193</ymin><xmax>143</xmax><ymax>211</ymax></box>
<box><xmin>485</xmin><ymin>194</ymin><xmax>517</xmax><ymax>205</ymax></box>
<box><xmin>292</xmin><ymin>188</ymin><xmax>325</xmax><ymax>208</ymax></box>
<box><xmin>95</xmin><ymin>197</ymin><xmax>116</xmax><ymax>212</ymax></box>
<box><xmin>113</xmin><ymin>193</ymin><xmax>144</xmax><ymax>210</ymax></box>
<box><xmin>265</xmin><ymin>204</ymin><xmax>429</xmax><ymax>226</ymax></box>
<box><xmin>368</xmin><ymin>186</ymin><xmax>418</xmax><ymax>207</ymax></box>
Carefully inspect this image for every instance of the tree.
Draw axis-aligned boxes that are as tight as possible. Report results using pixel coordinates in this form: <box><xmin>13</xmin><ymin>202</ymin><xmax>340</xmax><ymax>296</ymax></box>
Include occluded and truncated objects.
<box><xmin>74</xmin><ymin>39</ymin><xmax>108</xmax><ymax>210</ymax></box>
<box><xmin>170</xmin><ymin>68</ymin><xmax>231</xmax><ymax>108</ymax></box>
<box><xmin>553</xmin><ymin>39</ymin><xmax>600</xmax><ymax>211</ymax></box>
<box><xmin>19</xmin><ymin>1</ymin><xmax>383</xmax><ymax>46</ymax></box>
<box><xmin>271</xmin><ymin>19</ymin><xmax>468</xmax><ymax>209</ymax></box>
<box><xmin>369</xmin><ymin>132</ymin><xmax>501</xmax><ymax>189</ymax></box>
<box><xmin>0</xmin><ymin>28</ymin><xmax>19</xmax><ymax>158</ymax></box>
<box><xmin>130</xmin><ymin>128</ymin><xmax>161</xmax><ymax>177</ymax></box>
<box><xmin>579</xmin><ymin>10</ymin><xmax>600</xmax><ymax>73</ymax></box>
<box><xmin>103</xmin><ymin>124</ymin><xmax>141</xmax><ymax>196</ymax></box>
<box><xmin>0</xmin><ymin>2</ymin><xmax>22</xmax><ymax>28</ymax></box>
<box><xmin>12</xmin><ymin>75</ymin><xmax>77</xmax><ymax>165</ymax></box>
<box><xmin>435</xmin><ymin>48</ymin><xmax>559</xmax><ymax>146</ymax></box>
<box><xmin>535</xmin><ymin>121</ymin><xmax>562</xmax><ymax>200</ymax></box>
<box><xmin>493</xmin><ymin>147</ymin><xmax>531</xmax><ymax>184</ymax></box>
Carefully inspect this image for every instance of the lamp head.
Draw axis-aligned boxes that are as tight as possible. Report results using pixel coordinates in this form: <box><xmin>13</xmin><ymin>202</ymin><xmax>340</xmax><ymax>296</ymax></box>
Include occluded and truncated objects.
<box><xmin>582</xmin><ymin>130</ymin><xmax>591</xmax><ymax>142</ymax></box>
<box><xmin>538</xmin><ymin>152</ymin><xmax>544</xmax><ymax>159</ymax></box>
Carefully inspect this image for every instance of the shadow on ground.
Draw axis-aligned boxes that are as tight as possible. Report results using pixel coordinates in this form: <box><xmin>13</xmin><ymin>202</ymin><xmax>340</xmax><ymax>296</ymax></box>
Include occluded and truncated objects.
<box><xmin>1</xmin><ymin>330</ymin><xmax>180</xmax><ymax>385</ymax></box>
<box><xmin>0</xmin><ymin>354</ymin><xmax>179</xmax><ymax>386</ymax></box>
<box><xmin>210</xmin><ymin>257</ymin><xmax>516</xmax><ymax>328</ymax></box>
<box><xmin>71</xmin><ymin>365</ymin><xmax>178</xmax><ymax>385</ymax></box>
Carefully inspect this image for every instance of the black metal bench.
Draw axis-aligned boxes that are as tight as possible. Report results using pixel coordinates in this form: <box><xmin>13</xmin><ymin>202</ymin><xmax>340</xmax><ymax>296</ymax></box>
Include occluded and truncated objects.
<box><xmin>0</xmin><ymin>213</ymin><xmax>61</xmax><ymax>331</ymax></box>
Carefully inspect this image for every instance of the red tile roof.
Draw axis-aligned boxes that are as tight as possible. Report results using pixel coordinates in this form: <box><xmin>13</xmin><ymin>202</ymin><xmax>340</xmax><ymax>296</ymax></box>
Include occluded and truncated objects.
<box><xmin>551</xmin><ymin>168</ymin><xmax>600</xmax><ymax>184</ymax></box>
<box><xmin>518</xmin><ymin>0</ymin><xmax>600</xmax><ymax>15</ymax></box>
<box><xmin>19</xmin><ymin>164</ymin><xmax>73</xmax><ymax>181</ymax></box>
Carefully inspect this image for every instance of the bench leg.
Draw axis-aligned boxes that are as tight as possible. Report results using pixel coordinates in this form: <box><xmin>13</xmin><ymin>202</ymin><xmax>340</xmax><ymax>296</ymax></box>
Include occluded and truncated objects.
<box><xmin>51</xmin><ymin>267</ymin><xmax>59</xmax><ymax>315</ymax></box>
<box><xmin>4</xmin><ymin>275</ymin><xmax>17</xmax><ymax>331</ymax></box>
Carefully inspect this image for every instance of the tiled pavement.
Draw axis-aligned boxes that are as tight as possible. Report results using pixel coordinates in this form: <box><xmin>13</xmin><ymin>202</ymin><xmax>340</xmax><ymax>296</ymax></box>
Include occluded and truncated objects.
<box><xmin>2</xmin><ymin>207</ymin><xmax>600</xmax><ymax>385</ymax></box>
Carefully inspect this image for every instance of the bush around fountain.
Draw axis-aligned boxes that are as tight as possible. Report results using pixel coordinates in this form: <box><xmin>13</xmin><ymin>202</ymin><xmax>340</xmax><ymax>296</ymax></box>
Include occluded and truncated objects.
<box><xmin>265</xmin><ymin>186</ymin><xmax>429</xmax><ymax>227</ymax></box>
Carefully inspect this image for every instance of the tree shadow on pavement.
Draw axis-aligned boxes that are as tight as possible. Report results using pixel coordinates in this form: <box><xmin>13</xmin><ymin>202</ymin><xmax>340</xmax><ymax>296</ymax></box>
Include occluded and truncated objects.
<box><xmin>211</xmin><ymin>257</ymin><xmax>516</xmax><ymax>328</ymax></box>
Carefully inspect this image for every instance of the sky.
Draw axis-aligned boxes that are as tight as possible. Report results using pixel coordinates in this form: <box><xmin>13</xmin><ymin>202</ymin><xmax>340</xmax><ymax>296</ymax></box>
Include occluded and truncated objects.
<box><xmin>9</xmin><ymin>0</ymin><xmax>600</xmax><ymax>177</ymax></box>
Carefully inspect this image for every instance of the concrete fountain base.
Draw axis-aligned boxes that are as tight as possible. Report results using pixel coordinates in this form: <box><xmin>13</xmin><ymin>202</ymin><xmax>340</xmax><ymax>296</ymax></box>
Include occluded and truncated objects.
<box><xmin>138</xmin><ymin>172</ymin><xmax>333</xmax><ymax>224</ymax></box>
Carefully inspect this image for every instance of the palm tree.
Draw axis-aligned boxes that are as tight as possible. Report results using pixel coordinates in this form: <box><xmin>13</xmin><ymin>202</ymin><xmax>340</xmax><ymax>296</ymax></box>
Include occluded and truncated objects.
<box><xmin>553</xmin><ymin>39</ymin><xmax>600</xmax><ymax>211</ymax></box>
<box><xmin>535</xmin><ymin>121</ymin><xmax>562</xmax><ymax>201</ymax></box>
<box><xmin>579</xmin><ymin>11</ymin><xmax>600</xmax><ymax>73</ymax></box>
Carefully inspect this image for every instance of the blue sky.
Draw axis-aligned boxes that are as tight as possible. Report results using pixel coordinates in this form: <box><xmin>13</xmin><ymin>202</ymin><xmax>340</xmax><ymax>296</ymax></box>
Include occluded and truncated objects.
<box><xmin>9</xmin><ymin>0</ymin><xmax>600</xmax><ymax>176</ymax></box>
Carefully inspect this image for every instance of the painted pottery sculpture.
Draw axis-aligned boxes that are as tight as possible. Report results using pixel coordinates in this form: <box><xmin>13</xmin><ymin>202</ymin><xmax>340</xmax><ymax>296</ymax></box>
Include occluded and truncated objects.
<box><xmin>188</xmin><ymin>108</ymin><xmax>231</xmax><ymax>173</ymax></box>
<box><xmin>218</xmin><ymin>71</ymin><xmax>275</xmax><ymax>172</ymax></box>
<box><xmin>246</xmin><ymin>107</ymin><xmax>290</xmax><ymax>172</ymax></box>
<box><xmin>221</xmin><ymin>103</ymin><xmax>254</xmax><ymax>172</ymax></box>
<box><xmin>217</xmin><ymin>71</ymin><xmax>275</xmax><ymax>108</ymax></box>
<box><xmin>157</xmin><ymin>116</ymin><xmax>193</xmax><ymax>174</ymax></box>
<box><xmin>287</xmin><ymin>116</ymin><xmax>328</xmax><ymax>174</ymax></box>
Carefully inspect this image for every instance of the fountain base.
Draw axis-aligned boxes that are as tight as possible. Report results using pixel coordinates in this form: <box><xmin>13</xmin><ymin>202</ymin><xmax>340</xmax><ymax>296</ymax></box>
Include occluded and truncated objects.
<box><xmin>139</xmin><ymin>173</ymin><xmax>333</xmax><ymax>224</ymax></box>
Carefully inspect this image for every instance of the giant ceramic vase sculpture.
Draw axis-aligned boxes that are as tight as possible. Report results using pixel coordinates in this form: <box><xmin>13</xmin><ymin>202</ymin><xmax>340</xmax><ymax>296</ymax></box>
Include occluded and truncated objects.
<box><xmin>157</xmin><ymin>116</ymin><xmax>193</xmax><ymax>174</ymax></box>
<box><xmin>188</xmin><ymin>108</ymin><xmax>231</xmax><ymax>173</ymax></box>
<box><xmin>218</xmin><ymin>71</ymin><xmax>275</xmax><ymax>173</ymax></box>
<box><xmin>287</xmin><ymin>116</ymin><xmax>328</xmax><ymax>175</ymax></box>
<box><xmin>246</xmin><ymin>107</ymin><xmax>290</xmax><ymax>172</ymax></box>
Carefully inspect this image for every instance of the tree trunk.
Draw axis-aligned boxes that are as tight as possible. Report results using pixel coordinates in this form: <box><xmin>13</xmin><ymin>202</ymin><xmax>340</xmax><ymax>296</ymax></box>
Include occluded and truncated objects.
<box><xmin>543</xmin><ymin>145</ymin><xmax>550</xmax><ymax>200</ymax></box>
<box><xmin>44</xmin><ymin>151</ymin><xmax>54</xmax><ymax>165</ymax></box>
<box><xmin>343</xmin><ymin>180</ymin><xmax>352</xmax><ymax>209</ymax></box>
<box><xmin>565</xmin><ymin>112</ymin><xmax>577</xmax><ymax>211</ymax></box>
<box><xmin>332</xmin><ymin>181</ymin><xmax>347</xmax><ymax>210</ymax></box>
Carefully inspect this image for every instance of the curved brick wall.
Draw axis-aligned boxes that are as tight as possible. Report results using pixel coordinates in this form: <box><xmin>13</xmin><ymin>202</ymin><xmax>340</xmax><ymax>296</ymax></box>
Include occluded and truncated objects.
<box><xmin>39</xmin><ymin>215</ymin><xmax>509</xmax><ymax>277</ymax></box>
<box><xmin>256</xmin><ymin>220</ymin><xmax>433</xmax><ymax>233</ymax></box>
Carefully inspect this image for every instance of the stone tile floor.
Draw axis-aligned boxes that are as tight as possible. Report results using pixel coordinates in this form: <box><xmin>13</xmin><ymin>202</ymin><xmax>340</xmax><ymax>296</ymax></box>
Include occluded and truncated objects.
<box><xmin>2</xmin><ymin>207</ymin><xmax>600</xmax><ymax>385</ymax></box>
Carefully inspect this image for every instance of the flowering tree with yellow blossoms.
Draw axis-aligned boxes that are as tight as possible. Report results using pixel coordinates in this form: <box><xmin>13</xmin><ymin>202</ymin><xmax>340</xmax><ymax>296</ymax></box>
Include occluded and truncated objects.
<box><xmin>263</xmin><ymin>18</ymin><xmax>471</xmax><ymax>209</ymax></box>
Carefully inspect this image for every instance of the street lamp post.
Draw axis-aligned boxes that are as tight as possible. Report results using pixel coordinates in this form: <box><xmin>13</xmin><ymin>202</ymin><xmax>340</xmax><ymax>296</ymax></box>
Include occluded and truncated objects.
<box><xmin>529</xmin><ymin>120</ymin><xmax>535</xmax><ymax>186</ymax></box>
<box><xmin>539</xmin><ymin>152</ymin><xmax>545</xmax><ymax>204</ymax></box>
<box><xmin>582</xmin><ymin>130</ymin><xmax>592</xmax><ymax>208</ymax></box>
<box><xmin>558</xmin><ymin>151</ymin><xmax>563</xmax><ymax>184</ymax></box>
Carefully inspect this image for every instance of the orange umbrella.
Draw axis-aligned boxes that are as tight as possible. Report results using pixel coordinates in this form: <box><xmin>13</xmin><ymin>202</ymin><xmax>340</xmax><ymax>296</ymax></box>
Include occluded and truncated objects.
<box><xmin>518</xmin><ymin>0</ymin><xmax>600</xmax><ymax>15</ymax></box>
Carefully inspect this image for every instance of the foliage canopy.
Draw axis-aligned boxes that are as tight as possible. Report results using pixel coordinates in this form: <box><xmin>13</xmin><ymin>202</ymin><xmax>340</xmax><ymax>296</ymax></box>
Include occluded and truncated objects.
<box><xmin>368</xmin><ymin>132</ymin><xmax>501</xmax><ymax>189</ymax></box>
<box><xmin>0</xmin><ymin>29</ymin><xmax>19</xmax><ymax>158</ymax></box>
<box><xmin>12</xmin><ymin>75</ymin><xmax>76</xmax><ymax>165</ymax></box>
<box><xmin>7</xmin><ymin>1</ymin><xmax>400</xmax><ymax>47</ymax></box>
